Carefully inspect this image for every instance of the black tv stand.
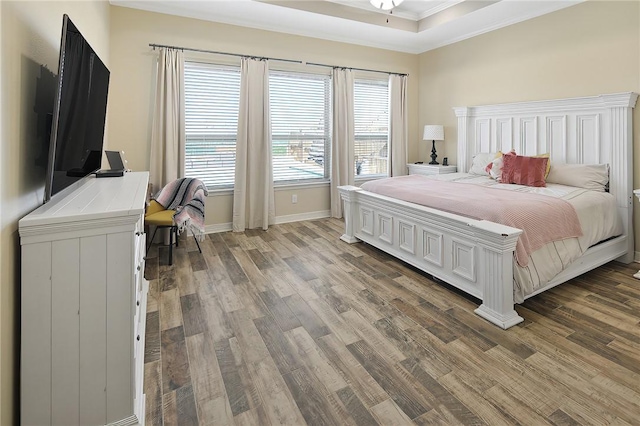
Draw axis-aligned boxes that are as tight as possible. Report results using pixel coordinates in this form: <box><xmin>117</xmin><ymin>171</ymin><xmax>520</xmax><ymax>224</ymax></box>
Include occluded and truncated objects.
<box><xmin>95</xmin><ymin>170</ymin><xmax>124</xmax><ymax>178</ymax></box>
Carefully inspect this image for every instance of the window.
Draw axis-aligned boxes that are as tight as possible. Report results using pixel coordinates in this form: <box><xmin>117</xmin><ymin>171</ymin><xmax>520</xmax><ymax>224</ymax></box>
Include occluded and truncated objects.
<box><xmin>184</xmin><ymin>62</ymin><xmax>240</xmax><ymax>189</ymax></box>
<box><xmin>354</xmin><ymin>79</ymin><xmax>389</xmax><ymax>178</ymax></box>
<box><xmin>269</xmin><ymin>71</ymin><xmax>331</xmax><ymax>183</ymax></box>
<box><xmin>184</xmin><ymin>62</ymin><xmax>386</xmax><ymax>189</ymax></box>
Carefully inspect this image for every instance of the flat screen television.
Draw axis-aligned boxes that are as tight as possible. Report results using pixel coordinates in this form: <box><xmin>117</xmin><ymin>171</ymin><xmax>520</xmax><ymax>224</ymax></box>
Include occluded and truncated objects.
<box><xmin>44</xmin><ymin>14</ymin><xmax>110</xmax><ymax>203</ymax></box>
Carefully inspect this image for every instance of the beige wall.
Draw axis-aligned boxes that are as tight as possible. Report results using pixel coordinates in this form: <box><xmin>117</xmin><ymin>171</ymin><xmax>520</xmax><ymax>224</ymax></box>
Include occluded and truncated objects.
<box><xmin>0</xmin><ymin>1</ymin><xmax>110</xmax><ymax>423</ymax></box>
<box><xmin>1</xmin><ymin>0</ymin><xmax>639</xmax><ymax>419</ymax></box>
<box><xmin>108</xmin><ymin>6</ymin><xmax>420</xmax><ymax>226</ymax></box>
<box><xmin>418</xmin><ymin>0</ymin><xmax>640</xmax><ymax>250</ymax></box>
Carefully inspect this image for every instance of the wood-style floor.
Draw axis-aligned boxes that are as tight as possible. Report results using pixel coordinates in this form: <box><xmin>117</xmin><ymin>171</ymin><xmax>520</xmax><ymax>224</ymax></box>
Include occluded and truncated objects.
<box><xmin>143</xmin><ymin>218</ymin><xmax>640</xmax><ymax>425</ymax></box>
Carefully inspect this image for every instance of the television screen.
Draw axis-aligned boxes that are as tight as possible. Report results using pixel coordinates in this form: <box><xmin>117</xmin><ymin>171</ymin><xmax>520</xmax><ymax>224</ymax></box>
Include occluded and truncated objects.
<box><xmin>44</xmin><ymin>14</ymin><xmax>110</xmax><ymax>203</ymax></box>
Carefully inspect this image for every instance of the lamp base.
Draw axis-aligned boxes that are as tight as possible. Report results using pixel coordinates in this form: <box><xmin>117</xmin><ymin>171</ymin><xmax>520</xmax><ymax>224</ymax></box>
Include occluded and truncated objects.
<box><xmin>429</xmin><ymin>139</ymin><xmax>439</xmax><ymax>165</ymax></box>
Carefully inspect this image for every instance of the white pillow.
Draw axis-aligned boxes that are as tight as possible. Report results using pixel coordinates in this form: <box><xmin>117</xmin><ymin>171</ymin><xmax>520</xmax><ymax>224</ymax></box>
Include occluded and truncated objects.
<box><xmin>488</xmin><ymin>156</ymin><xmax>504</xmax><ymax>181</ymax></box>
<box><xmin>546</xmin><ymin>163</ymin><xmax>609</xmax><ymax>192</ymax></box>
<box><xmin>468</xmin><ymin>153</ymin><xmax>496</xmax><ymax>176</ymax></box>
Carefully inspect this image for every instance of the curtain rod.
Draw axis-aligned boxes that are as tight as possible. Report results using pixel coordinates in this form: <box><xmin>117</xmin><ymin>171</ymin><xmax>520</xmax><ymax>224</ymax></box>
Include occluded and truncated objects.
<box><xmin>148</xmin><ymin>43</ymin><xmax>303</xmax><ymax>64</ymax></box>
<box><xmin>149</xmin><ymin>43</ymin><xmax>408</xmax><ymax>76</ymax></box>
<box><xmin>306</xmin><ymin>61</ymin><xmax>407</xmax><ymax>77</ymax></box>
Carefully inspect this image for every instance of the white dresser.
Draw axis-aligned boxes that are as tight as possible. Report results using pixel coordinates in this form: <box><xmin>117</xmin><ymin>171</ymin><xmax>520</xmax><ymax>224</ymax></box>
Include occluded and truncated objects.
<box><xmin>407</xmin><ymin>163</ymin><xmax>457</xmax><ymax>175</ymax></box>
<box><xmin>19</xmin><ymin>172</ymin><xmax>149</xmax><ymax>426</ymax></box>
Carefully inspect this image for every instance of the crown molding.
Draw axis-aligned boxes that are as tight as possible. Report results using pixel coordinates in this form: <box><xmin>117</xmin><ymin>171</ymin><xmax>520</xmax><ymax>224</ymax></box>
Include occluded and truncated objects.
<box><xmin>454</xmin><ymin>92</ymin><xmax>638</xmax><ymax>117</ymax></box>
<box><xmin>111</xmin><ymin>0</ymin><xmax>585</xmax><ymax>55</ymax></box>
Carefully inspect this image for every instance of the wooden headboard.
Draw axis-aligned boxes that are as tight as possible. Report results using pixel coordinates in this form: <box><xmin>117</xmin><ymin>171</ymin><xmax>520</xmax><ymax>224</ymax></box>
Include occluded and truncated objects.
<box><xmin>454</xmin><ymin>92</ymin><xmax>638</xmax><ymax>262</ymax></box>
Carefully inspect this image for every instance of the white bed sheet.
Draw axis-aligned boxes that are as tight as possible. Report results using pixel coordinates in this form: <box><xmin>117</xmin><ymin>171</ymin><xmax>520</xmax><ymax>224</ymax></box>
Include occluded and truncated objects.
<box><xmin>419</xmin><ymin>173</ymin><xmax>622</xmax><ymax>302</ymax></box>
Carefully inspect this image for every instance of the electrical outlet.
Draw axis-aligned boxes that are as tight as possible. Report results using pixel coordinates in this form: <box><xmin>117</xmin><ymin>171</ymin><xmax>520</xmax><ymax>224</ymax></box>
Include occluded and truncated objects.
<box><xmin>291</xmin><ymin>194</ymin><xmax>298</xmax><ymax>204</ymax></box>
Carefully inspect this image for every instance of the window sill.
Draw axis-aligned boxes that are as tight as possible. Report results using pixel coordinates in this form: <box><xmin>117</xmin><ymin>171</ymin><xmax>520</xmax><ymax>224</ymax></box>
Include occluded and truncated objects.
<box><xmin>206</xmin><ymin>180</ymin><xmax>330</xmax><ymax>196</ymax></box>
<box><xmin>274</xmin><ymin>180</ymin><xmax>329</xmax><ymax>191</ymax></box>
<box><xmin>205</xmin><ymin>177</ymin><xmax>389</xmax><ymax>195</ymax></box>
<box><xmin>206</xmin><ymin>188</ymin><xmax>233</xmax><ymax>197</ymax></box>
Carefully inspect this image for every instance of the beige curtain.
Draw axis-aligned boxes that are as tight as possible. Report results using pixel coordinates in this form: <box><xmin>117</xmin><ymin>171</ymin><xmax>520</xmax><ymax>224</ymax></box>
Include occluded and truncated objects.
<box><xmin>389</xmin><ymin>74</ymin><xmax>408</xmax><ymax>177</ymax></box>
<box><xmin>233</xmin><ymin>58</ymin><xmax>274</xmax><ymax>232</ymax></box>
<box><xmin>330</xmin><ymin>68</ymin><xmax>354</xmax><ymax>218</ymax></box>
<box><xmin>149</xmin><ymin>48</ymin><xmax>185</xmax><ymax>192</ymax></box>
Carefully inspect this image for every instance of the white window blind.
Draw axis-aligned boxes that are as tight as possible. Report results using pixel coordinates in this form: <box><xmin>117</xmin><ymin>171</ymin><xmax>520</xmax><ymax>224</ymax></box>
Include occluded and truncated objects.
<box><xmin>269</xmin><ymin>71</ymin><xmax>331</xmax><ymax>183</ymax></box>
<box><xmin>184</xmin><ymin>62</ymin><xmax>240</xmax><ymax>189</ymax></box>
<box><xmin>354</xmin><ymin>79</ymin><xmax>389</xmax><ymax>178</ymax></box>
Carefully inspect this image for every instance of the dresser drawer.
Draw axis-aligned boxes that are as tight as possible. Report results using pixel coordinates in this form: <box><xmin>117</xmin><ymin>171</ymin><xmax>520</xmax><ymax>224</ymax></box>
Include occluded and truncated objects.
<box><xmin>133</xmin><ymin>279</ymin><xmax>148</xmax><ymax>374</ymax></box>
<box><xmin>134</xmin><ymin>232</ymin><xmax>146</xmax><ymax>295</ymax></box>
<box><xmin>134</xmin><ymin>293</ymin><xmax>142</xmax><ymax>332</ymax></box>
<box><xmin>133</xmin><ymin>279</ymin><xmax>148</xmax><ymax>424</ymax></box>
<box><xmin>134</xmin><ymin>230</ymin><xmax>145</xmax><ymax>270</ymax></box>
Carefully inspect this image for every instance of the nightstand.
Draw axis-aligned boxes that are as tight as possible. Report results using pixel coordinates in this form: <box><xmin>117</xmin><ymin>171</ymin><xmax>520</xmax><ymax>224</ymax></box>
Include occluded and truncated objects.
<box><xmin>407</xmin><ymin>163</ymin><xmax>457</xmax><ymax>176</ymax></box>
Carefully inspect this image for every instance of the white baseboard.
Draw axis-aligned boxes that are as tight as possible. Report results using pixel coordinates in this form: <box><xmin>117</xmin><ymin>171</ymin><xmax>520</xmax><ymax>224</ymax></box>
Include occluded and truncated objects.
<box><xmin>274</xmin><ymin>210</ymin><xmax>331</xmax><ymax>225</ymax></box>
<box><xmin>205</xmin><ymin>223</ymin><xmax>232</xmax><ymax>234</ymax></box>
<box><xmin>634</xmin><ymin>251</ymin><xmax>640</xmax><ymax>263</ymax></box>
<box><xmin>204</xmin><ymin>210</ymin><xmax>331</xmax><ymax>234</ymax></box>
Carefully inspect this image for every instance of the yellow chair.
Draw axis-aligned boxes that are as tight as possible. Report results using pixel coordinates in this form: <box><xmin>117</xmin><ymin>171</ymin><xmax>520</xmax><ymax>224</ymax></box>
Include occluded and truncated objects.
<box><xmin>145</xmin><ymin>200</ymin><xmax>201</xmax><ymax>265</ymax></box>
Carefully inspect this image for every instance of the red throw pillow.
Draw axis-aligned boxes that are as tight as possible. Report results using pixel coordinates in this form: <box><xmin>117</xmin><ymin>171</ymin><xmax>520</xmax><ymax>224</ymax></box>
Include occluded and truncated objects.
<box><xmin>501</xmin><ymin>154</ymin><xmax>549</xmax><ymax>187</ymax></box>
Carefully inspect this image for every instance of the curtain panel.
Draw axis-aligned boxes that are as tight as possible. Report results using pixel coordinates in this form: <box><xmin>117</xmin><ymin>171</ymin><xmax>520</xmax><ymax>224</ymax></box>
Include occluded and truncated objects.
<box><xmin>150</xmin><ymin>48</ymin><xmax>185</xmax><ymax>193</ymax></box>
<box><xmin>330</xmin><ymin>68</ymin><xmax>355</xmax><ymax>218</ymax></box>
<box><xmin>233</xmin><ymin>58</ymin><xmax>275</xmax><ymax>232</ymax></box>
<box><xmin>389</xmin><ymin>74</ymin><xmax>408</xmax><ymax>177</ymax></box>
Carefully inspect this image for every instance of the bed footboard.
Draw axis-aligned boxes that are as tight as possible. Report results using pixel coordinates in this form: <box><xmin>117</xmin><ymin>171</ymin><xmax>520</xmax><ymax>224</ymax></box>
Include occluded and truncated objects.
<box><xmin>339</xmin><ymin>185</ymin><xmax>524</xmax><ymax>329</ymax></box>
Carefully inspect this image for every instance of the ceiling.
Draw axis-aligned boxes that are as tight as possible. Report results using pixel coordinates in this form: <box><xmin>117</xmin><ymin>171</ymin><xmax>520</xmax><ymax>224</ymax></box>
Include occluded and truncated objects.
<box><xmin>110</xmin><ymin>0</ymin><xmax>584</xmax><ymax>54</ymax></box>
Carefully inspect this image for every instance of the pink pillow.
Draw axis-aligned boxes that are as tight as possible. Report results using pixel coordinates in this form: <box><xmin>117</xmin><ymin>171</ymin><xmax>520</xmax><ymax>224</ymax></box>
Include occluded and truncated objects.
<box><xmin>486</xmin><ymin>151</ymin><xmax>516</xmax><ymax>180</ymax></box>
<box><xmin>501</xmin><ymin>155</ymin><xmax>549</xmax><ymax>187</ymax></box>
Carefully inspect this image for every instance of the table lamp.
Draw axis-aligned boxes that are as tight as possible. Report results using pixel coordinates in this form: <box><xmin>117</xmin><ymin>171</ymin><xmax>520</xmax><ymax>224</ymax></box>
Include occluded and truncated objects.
<box><xmin>423</xmin><ymin>125</ymin><xmax>444</xmax><ymax>165</ymax></box>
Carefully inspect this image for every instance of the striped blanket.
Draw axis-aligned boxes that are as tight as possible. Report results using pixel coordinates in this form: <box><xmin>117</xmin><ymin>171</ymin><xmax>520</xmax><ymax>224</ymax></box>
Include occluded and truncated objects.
<box><xmin>155</xmin><ymin>178</ymin><xmax>209</xmax><ymax>240</ymax></box>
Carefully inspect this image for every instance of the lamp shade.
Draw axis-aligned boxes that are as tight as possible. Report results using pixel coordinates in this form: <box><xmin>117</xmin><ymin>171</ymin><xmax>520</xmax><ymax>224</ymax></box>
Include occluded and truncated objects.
<box><xmin>423</xmin><ymin>125</ymin><xmax>444</xmax><ymax>141</ymax></box>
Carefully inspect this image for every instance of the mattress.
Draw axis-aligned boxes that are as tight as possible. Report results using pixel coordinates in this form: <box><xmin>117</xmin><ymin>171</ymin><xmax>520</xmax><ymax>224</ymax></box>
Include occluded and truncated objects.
<box><xmin>369</xmin><ymin>173</ymin><xmax>622</xmax><ymax>302</ymax></box>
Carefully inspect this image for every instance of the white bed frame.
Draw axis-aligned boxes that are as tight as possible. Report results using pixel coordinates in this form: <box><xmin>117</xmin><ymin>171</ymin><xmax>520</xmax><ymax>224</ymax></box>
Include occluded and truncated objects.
<box><xmin>339</xmin><ymin>92</ymin><xmax>637</xmax><ymax>329</ymax></box>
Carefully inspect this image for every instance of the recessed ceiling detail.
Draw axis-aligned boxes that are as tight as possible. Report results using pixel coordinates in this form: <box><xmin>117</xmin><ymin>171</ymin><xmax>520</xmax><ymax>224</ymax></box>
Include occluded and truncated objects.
<box><xmin>111</xmin><ymin>0</ymin><xmax>585</xmax><ymax>54</ymax></box>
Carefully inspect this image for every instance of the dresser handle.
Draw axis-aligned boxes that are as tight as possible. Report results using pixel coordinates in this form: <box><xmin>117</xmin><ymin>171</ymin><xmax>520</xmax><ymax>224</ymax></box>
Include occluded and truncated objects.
<box><xmin>137</xmin><ymin>335</ymin><xmax>140</xmax><ymax>341</ymax></box>
<box><xmin>137</xmin><ymin>300</ymin><xmax>140</xmax><ymax>306</ymax></box>
<box><xmin>137</xmin><ymin>265</ymin><xmax>141</xmax><ymax>271</ymax></box>
<box><xmin>136</xmin><ymin>232</ymin><xmax>141</xmax><ymax>236</ymax></box>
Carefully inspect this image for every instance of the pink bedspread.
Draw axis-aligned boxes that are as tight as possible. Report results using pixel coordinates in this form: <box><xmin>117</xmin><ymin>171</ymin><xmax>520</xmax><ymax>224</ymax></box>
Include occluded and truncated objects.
<box><xmin>361</xmin><ymin>175</ymin><xmax>583</xmax><ymax>267</ymax></box>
